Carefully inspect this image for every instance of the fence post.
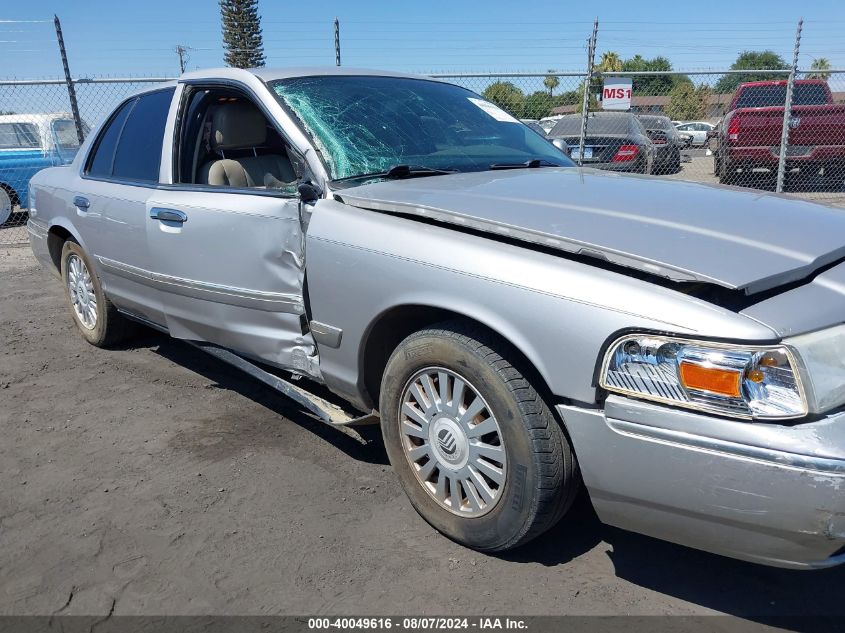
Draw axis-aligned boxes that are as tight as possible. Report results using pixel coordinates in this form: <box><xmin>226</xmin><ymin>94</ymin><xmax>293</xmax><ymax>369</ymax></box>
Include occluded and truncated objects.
<box><xmin>775</xmin><ymin>18</ymin><xmax>803</xmax><ymax>193</ymax></box>
<box><xmin>334</xmin><ymin>18</ymin><xmax>341</xmax><ymax>67</ymax></box>
<box><xmin>53</xmin><ymin>14</ymin><xmax>84</xmax><ymax>145</ymax></box>
<box><xmin>577</xmin><ymin>18</ymin><xmax>599</xmax><ymax>166</ymax></box>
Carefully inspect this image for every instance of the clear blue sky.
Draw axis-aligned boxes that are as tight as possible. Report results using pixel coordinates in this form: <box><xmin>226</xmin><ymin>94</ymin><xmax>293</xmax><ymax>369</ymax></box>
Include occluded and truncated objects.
<box><xmin>2</xmin><ymin>0</ymin><xmax>845</xmax><ymax>78</ymax></box>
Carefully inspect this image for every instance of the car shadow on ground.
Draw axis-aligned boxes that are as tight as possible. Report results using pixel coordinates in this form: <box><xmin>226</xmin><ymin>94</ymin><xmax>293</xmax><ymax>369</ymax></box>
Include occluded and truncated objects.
<box><xmin>127</xmin><ymin>330</ymin><xmax>845</xmax><ymax>620</ymax></box>
<box><xmin>506</xmin><ymin>492</ymin><xmax>845</xmax><ymax>620</ymax></box>
<box><xmin>133</xmin><ymin>330</ymin><xmax>389</xmax><ymax>466</ymax></box>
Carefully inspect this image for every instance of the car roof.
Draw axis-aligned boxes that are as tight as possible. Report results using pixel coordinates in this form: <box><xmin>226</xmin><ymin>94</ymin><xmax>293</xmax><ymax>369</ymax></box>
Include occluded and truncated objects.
<box><xmin>0</xmin><ymin>112</ymin><xmax>75</xmax><ymax>125</ymax></box>
<box><xmin>180</xmin><ymin>66</ymin><xmax>438</xmax><ymax>84</ymax></box>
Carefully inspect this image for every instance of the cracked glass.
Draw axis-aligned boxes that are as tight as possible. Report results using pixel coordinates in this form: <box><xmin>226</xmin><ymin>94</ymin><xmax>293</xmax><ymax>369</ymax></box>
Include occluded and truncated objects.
<box><xmin>271</xmin><ymin>76</ymin><xmax>572</xmax><ymax>182</ymax></box>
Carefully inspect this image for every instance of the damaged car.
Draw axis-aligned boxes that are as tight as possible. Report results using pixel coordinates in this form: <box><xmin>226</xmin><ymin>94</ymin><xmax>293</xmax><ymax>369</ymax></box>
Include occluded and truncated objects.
<box><xmin>27</xmin><ymin>67</ymin><xmax>845</xmax><ymax>569</ymax></box>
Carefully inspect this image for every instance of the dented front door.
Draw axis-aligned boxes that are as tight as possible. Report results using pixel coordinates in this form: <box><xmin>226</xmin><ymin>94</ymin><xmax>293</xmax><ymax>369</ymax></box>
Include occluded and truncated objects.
<box><xmin>144</xmin><ymin>188</ymin><xmax>319</xmax><ymax>377</ymax></box>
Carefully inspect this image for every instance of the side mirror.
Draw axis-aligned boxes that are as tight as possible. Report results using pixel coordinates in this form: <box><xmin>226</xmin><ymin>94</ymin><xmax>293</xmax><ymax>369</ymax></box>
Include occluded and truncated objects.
<box><xmin>297</xmin><ymin>181</ymin><xmax>322</xmax><ymax>204</ymax></box>
<box><xmin>551</xmin><ymin>138</ymin><xmax>570</xmax><ymax>155</ymax></box>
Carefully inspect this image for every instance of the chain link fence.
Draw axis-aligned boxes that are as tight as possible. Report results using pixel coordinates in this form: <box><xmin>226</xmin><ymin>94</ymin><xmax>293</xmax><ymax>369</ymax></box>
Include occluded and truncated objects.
<box><xmin>2</xmin><ymin>69</ymin><xmax>845</xmax><ymax>246</ymax></box>
<box><xmin>0</xmin><ymin>77</ymin><xmax>172</xmax><ymax>245</ymax></box>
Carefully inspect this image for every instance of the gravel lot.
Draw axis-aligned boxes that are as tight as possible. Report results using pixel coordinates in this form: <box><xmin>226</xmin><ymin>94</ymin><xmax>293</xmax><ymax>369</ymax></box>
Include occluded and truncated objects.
<box><xmin>2</xmin><ymin>246</ymin><xmax>845</xmax><ymax>622</ymax></box>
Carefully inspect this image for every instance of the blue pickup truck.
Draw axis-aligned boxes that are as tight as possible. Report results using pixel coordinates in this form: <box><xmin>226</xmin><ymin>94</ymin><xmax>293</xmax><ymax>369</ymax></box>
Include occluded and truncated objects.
<box><xmin>0</xmin><ymin>113</ymin><xmax>88</xmax><ymax>225</ymax></box>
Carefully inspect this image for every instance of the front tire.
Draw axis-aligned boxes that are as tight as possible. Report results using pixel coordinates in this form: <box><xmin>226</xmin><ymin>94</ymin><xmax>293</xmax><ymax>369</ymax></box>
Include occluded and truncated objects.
<box><xmin>60</xmin><ymin>240</ymin><xmax>135</xmax><ymax>347</ymax></box>
<box><xmin>379</xmin><ymin>321</ymin><xmax>578</xmax><ymax>552</ymax></box>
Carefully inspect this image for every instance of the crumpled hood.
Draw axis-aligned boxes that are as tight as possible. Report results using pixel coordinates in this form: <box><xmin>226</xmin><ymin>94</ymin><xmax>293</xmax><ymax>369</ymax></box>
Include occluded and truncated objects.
<box><xmin>338</xmin><ymin>167</ymin><xmax>845</xmax><ymax>294</ymax></box>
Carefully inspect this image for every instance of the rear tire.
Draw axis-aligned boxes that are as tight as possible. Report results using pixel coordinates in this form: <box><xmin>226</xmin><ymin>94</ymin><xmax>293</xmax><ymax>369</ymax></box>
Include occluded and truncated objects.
<box><xmin>0</xmin><ymin>186</ymin><xmax>12</xmax><ymax>226</ymax></box>
<box><xmin>379</xmin><ymin>321</ymin><xmax>579</xmax><ymax>552</ymax></box>
<box><xmin>60</xmin><ymin>240</ymin><xmax>136</xmax><ymax>347</ymax></box>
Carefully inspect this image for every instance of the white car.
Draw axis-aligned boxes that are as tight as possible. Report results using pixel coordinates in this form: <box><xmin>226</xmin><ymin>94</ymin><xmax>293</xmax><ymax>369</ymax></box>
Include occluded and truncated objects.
<box><xmin>674</xmin><ymin>121</ymin><xmax>715</xmax><ymax>146</ymax></box>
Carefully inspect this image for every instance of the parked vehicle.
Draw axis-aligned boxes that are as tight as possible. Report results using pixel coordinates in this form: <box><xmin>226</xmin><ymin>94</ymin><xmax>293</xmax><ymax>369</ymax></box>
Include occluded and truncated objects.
<box><xmin>674</xmin><ymin>120</ymin><xmax>715</xmax><ymax>146</ymax></box>
<box><xmin>548</xmin><ymin>112</ymin><xmax>654</xmax><ymax>174</ymax></box>
<box><xmin>28</xmin><ymin>67</ymin><xmax>845</xmax><ymax>569</ymax></box>
<box><xmin>521</xmin><ymin>118</ymin><xmax>570</xmax><ymax>155</ymax></box>
<box><xmin>637</xmin><ymin>114</ymin><xmax>683</xmax><ymax>174</ymax></box>
<box><xmin>711</xmin><ymin>79</ymin><xmax>845</xmax><ymax>186</ymax></box>
<box><xmin>0</xmin><ymin>113</ymin><xmax>87</xmax><ymax>225</ymax></box>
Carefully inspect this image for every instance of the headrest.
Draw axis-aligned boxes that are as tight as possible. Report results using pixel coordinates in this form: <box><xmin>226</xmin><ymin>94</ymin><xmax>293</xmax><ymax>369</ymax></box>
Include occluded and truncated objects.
<box><xmin>208</xmin><ymin>102</ymin><xmax>266</xmax><ymax>150</ymax></box>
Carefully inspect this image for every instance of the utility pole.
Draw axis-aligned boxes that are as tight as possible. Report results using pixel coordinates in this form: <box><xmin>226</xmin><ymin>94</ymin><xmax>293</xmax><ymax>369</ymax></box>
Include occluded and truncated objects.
<box><xmin>175</xmin><ymin>45</ymin><xmax>190</xmax><ymax>74</ymax></box>
<box><xmin>334</xmin><ymin>17</ymin><xmax>341</xmax><ymax>67</ymax></box>
<box><xmin>53</xmin><ymin>14</ymin><xmax>84</xmax><ymax>144</ymax></box>
<box><xmin>577</xmin><ymin>18</ymin><xmax>599</xmax><ymax>167</ymax></box>
<box><xmin>775</xmin><ymin>18</ymin><xmax>803</xmax><ymax>194</ymax></box>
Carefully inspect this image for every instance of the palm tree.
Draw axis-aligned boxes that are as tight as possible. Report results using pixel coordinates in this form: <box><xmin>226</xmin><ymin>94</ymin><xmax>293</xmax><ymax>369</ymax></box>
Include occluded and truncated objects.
<box><xmin>808</xmin><ymin>57</ymin><xmax>832</xmax><ymax>81</ymax></box>
<box><xmin>596</xmin><ymin>51</ymin><xmax>623</xmax><ymax>73</ymax></box>
<box><xmin>543</xmin><ymin>70</ymin><xmax>560</xmax><ymax>96</ymax></box>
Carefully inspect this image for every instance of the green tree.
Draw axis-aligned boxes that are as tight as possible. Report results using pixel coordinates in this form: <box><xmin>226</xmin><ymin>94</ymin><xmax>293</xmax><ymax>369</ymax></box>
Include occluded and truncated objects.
<box><xmin>597</xmin><ymin>51</ymin><xmax>623</xmax><ymax>73</ymax></box>
<box><xmin>220</xmin><ymin>0</ymin><xmax>266</xmax><ymax>69</ymax></box>
<box><xmin>482</xmin><ymin>82</ymin><xmax>526</xmax><ymax>117</ymax></box>
<box><xmin>808</xmin><ymin>57</ymin><xmax>832</xmax><ymax>80</ymax></box>
<box><xmin>666</xmin><ymin>81</ymin><xmax>711</xmax><ymax>120</ymax></box>
<box><xmin>714</xmin><ymin>50</ymin><xmax>788</xmax><ymax>93</ymax></box>
<box><xmin>543</xmin><ymin>71</ymin><xmax>560</xmax><ymax>96</ymax></box>
<box><xmin>622</xmin><ymin>55</ymin><xmax>676</xmax><ymax>95</ymax></box>
<box><xmin>574</xmin><ymin>80</ymin><xmax>599</xmax><ymax>113</ymax></box>
<box><xmin>524</xmin><ymin>91</ymin><xmax>556</xmax><ymax>119</ymax></box>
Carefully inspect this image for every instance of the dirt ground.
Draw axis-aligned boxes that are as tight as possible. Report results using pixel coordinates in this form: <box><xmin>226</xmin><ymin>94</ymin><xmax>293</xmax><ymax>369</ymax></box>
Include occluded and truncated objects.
<box><xmin>2</xmin><ymin>246</ymin><xmax>845</xmax><ymax>622</ymax></box>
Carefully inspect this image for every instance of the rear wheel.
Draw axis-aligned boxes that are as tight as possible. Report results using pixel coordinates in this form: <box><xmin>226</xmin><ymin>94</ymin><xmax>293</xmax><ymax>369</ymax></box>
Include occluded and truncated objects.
<box><xmin>379</xmin><ymin>321</ymin><xmax>579</xmax><ymax>551</ymax></box>
<box><xmin>716</xmin><ymin>153</ymin><xmax>734</xmax><ymax>184</ymax></box>
<box><xmin>60</xmin><ymin>240</ymin><xmax>135</xmax><ymax>347</ymax></box>
<box><xmin>823</xmin><ymin>162</ymin><xmax>844</xmax><ymax>190</ymax></box>
<box><xmin>0</xmin><ymin>186</ymin><xmax>12</xmax><ymax>226</ymax></box>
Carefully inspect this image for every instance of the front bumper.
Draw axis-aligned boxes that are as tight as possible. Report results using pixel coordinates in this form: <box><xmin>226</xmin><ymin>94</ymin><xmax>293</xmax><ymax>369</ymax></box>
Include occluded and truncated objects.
<box><xmin>558</xmin><ymin>396</ymin><xmax>845</xmax><ymax>569</ymax></box>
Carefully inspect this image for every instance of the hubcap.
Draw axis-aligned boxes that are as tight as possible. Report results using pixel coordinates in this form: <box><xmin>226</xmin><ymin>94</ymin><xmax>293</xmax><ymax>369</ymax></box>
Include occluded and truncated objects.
<box><xmin>0</xmin><ymin>188</ymin><xmax>11</xmax><ymax>225</ymax></box>
<box><xmin>66</xmin><ymin>254</ymin><xmax>97</xmax><ymax>329</ymax></box>
<box><xmin>399</xmin><ymin>367</ymin><xmax>507</xmax><ymax>517</ymax></box>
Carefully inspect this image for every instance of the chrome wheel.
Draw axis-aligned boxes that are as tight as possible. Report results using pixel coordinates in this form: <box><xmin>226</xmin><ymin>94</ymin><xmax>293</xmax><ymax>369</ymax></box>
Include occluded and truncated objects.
<box><xmin>66</xmin><ymin>254</ymin><xmax>97</xmax><ymax>329</ymax></box>
<box><xmin>0</xmin><ymin>188</ymin><xmax>11</xmax><ymax>225</ymax></box>
<box><xmin>399</xmin><ymin>367</ymin><xmax>506</xmax><ymax>517</ymax></box>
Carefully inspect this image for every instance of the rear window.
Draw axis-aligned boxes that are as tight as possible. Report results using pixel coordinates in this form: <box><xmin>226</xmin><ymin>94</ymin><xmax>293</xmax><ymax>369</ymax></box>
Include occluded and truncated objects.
<box><xmin>551</xmin><ymin>115</ymin><xmax>632</xmax><ymax>136</ymax></box>
<box><xmin>112</xmin><ymin>89</ymin><xmax>174</xmax><ymax>182</ymax></box>
<box><xmin>51</xmin><ymin>119</ymin><xmax>84</xmax><ymax>150</ymax></box>
<box><xmin>735</xmin><ymin>83</ymin><xmax>830</xmax><ymax>108</ymax></box>
<box><xmin>0</xmin><ymin>122</ymin><xmax>40</xmax><ymax>149</ymax></box>
<box><xmin>87</xmin><ymin>88</ymin><xmax>174</xmax><ymax>182</ymax></box>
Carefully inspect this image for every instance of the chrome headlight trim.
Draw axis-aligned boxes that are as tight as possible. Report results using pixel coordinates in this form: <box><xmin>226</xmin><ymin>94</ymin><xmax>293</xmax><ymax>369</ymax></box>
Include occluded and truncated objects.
<box><xmin>598</xmin><ymin>333</ymin><xmax>809</xmax><ymax>420</ymax></box>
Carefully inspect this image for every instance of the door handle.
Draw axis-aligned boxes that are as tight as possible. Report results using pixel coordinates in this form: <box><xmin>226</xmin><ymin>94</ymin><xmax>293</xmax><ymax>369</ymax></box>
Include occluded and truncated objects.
<box><xmin>73</xmin><ymin>196</ymin><xmax>90</xmax><ymax>210</ymax></box>
<box><xmin>149</xmin><ymin>207</ymin><xmax>188</xmax><ymax>224</ymax></box>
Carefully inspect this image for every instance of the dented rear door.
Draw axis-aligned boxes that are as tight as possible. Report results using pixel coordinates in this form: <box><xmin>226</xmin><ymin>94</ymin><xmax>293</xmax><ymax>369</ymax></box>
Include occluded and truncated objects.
<box><xmin>143</xmin><ymin>188</ymin><xmax>320</xmax><ymax>378</ymax></box>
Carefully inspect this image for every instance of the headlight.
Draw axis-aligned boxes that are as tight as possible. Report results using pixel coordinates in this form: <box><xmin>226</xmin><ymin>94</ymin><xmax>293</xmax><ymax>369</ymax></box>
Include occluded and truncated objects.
<box><xmin>787</xmin><ymin>324</ymin><xmax>845</xmax><ymax>414</ymax></box>
<box><xmin>599</xmin><ymin>334</ymin><xmax>807</xmax><ymax>419</ymax></box>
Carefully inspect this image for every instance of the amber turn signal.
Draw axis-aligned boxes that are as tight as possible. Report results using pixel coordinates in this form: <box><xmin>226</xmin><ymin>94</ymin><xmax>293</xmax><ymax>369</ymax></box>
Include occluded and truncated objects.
<box><xmin>679</xmin><ymin>362</ymin><xmax>742</xmax><ymax>398</ymax></box>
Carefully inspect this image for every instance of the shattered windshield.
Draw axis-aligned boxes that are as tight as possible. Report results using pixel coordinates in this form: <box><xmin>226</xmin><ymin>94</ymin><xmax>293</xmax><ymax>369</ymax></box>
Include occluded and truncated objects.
<box><xmin>270</xmin><ymin>76</ymin><xmax>572</xmax><ymax>181</ymax></box>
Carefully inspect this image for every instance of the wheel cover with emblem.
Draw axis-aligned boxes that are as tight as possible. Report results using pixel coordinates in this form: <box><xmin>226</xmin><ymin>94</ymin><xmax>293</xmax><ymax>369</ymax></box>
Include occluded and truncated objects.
<box><xmin>66</xmin><ymin>253</ymin><xmax>97</xmax><ymax>329</ymax></box>
<box><xmin>399</xmin><ymin>367</ymin><xmax>507</xmax><ymax>517</ymax></box>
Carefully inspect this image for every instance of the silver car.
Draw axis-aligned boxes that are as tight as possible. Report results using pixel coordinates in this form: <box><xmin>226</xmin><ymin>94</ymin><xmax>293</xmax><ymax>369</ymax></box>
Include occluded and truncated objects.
<box><xmin>27</xmin><ymin>67</ymin><xmax>845</xmax><ymax>569</ymax></box>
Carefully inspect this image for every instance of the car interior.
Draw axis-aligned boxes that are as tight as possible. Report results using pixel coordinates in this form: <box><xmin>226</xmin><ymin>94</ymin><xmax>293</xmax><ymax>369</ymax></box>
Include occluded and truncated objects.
<box><xmin>178</xmin><ymin>88</ymin><xmax>298</xmax><ymax>190</ymax></box>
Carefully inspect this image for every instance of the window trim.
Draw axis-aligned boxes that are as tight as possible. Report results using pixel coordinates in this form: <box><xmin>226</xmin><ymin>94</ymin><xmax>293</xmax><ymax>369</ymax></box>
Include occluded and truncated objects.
<box><xmin>81</xmin><ymin>85</ymin><xmax>176</xmax><ymax>186</ymax></box>
<box><xmin>169</xmin><ymin>79</ymin><xmax>306</xmax><ymax>199</ymax></box>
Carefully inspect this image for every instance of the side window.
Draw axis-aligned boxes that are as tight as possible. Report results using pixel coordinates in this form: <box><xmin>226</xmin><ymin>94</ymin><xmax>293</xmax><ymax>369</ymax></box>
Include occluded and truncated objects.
<box><xmin>112</xmin><ymin>88</ymin><xmax>175</xmax><ymax>182</ymax></box>
<box><xmin>175</xmin><ymin>86</ymin><xmax>298</xmax><ymax>191</ymax></box>
<box><xmin>87</xmin><ymin>99</ymin><xmax>134</xmax><ymax>177</ymax></box>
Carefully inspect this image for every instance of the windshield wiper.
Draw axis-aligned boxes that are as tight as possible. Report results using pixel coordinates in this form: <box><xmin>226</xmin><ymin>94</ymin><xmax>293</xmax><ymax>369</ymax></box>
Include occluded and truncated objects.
<box><xmin>489</xmin><ymin>158</ymin><xmax>563</xmax><ymax>170</ymax></box>
<box><xmin>334</xmin><ymin>164</ymin><xmax>458</xmax><ymax>183</ymax></box>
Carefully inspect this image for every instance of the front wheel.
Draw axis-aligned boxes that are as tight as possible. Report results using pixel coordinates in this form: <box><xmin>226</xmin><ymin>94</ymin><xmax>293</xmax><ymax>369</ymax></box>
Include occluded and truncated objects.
<box><xmin>379</xmin><ymin>321</ymin><xmax>579</xmax><ymax>552</ymax></box>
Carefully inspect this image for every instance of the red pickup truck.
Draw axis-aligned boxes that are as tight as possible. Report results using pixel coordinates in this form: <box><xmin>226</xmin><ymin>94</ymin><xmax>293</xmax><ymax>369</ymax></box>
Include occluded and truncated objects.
<box><xmin>712</xmin><ymin>79</ymin><xmax>845</xmax><ymax>187</ymax></box>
